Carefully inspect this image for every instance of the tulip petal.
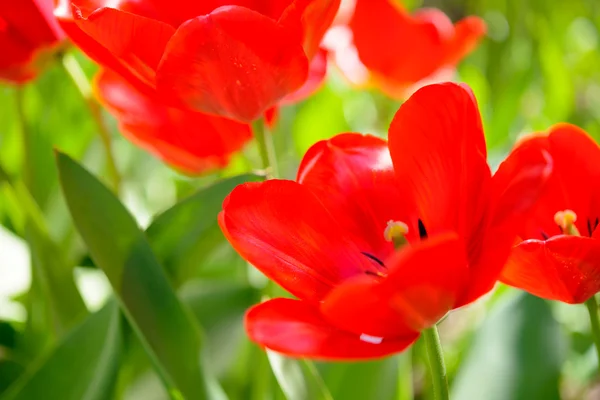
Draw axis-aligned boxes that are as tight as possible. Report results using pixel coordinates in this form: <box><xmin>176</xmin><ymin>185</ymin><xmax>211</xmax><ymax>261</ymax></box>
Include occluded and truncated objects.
<box><xmin>297</xmin><ymin>133</ymin><xmax>413</xmax><ymax>261</ymax></box>
<box><xmin>55</xmin><ymin>0</ymin><xmax>152</xmax><ymax>94</ymax></box>
<box><xmin>71</xmin><ymin>4</ymin><xmax>175</xmax><ymax>84</ymax></box>
<box><xmin>455</xmin><ymin>137</ymin><xmax>554</xmax><ymax>306</ymax></box>
<box><xmin>219</xmin><ymin>180</ymin><xmax>374</xmax><ymax>302</ymax></box>
<box><xmin>508</xmin><ymin>124</ymin><xmax>600</xmax><ymax>240</ymax></box>
<box><xmin>501</xmin><ymin>236</ymin><xmax>600</xmax><ymax>304</ymax></box>
<box><xmin>2</xmin><ymin>0</ymin><xmax>63</xmax><ymax>45</ymax></box>
<box><xmin>321</xmin><ymin>233</ymin><xmax>467</xmax><ymax>337</ymax></box>
<box><xmin>157</xmin><ymin>5</ymin><xmax>308</xmax><ymax>122</ymax></box>
<box><xmin>444</xmin><ymin>16</ymin><xmax>486</xmax><ymax>66</ymax></box>
<box><xmin>94</xmin><ymin>69</ymin><xmax>251</xmax><ymax>174</ymax></box>
<box><xmin>280</xmin><ymin>0</ymin><xmax>341</xmax><ymax>59</ymax></box>
<box><xmin>350</xmin><ymin>0</ymin><xmax>447</xmax><ymax>87</ymax></box>
<box><xmin>246</xmin><ymin>298</ymin><xmax>419</xmax><ymax>360</ymax></box>
<box><xmin>546</xmin><ymin>124</ymin><xmax>600</xmax><ymax>234</ymax></box>
<box><xmin>388</xmin><ymin>83</ymin><xmax>491</xmax><ymax>247</ymax></box>
<box><xmin>0</xmin><ymin>0</ymin><xmax>64</xmax><ymax>82</ymax></box>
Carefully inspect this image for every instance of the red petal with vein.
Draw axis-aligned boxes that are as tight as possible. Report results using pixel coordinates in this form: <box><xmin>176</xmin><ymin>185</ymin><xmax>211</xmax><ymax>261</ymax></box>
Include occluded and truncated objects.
<box><xmin>94</xmin><ymin>69</ymin><xmax>251</xmax><ymax>174</ymax></box>
<box><xmin>71</xmin><ymin>5</ymin><xmax>175</xmax><ymax>85</ymax></box>
<box><xmin>298</xmin><ymin>133</ymin><xmax>413</xmax><ymax>261</ymax></box>
<box><xmin>219</xmin><ymin>180</ymin><xmax>373</xmax><ymax>302</ymax></box>
<box><xmin>246</xmin><ymin>298</ymin><xmax>419</xmax><ymax>360</ymax></box>
<box><xmin>55</xmin><ymin>0</ymin><xmax>152</xmax><ymax>94</ymax></box>
<box><xmin>389</xmin><ymin>83</ymin><xmax>491</xmax><ymax>248</ymax></box>
<box><xmin>501</xmin><ymin>236</ymin><xmax>600</xmax><ymax>304</ymax></box>
<box><xmin>456</xmin><ymin>140</ymin><xmax>553</xmax><ymax>306</ymax></box>
<box><xmin>321</xmin><ymin>233</ymin><xmax>467</xmax><ymax>337</ymax></box>
<box><xmin>157</xmin><ymin>6</ymin><xmax>308</xmax><ymax>122</ymax></box>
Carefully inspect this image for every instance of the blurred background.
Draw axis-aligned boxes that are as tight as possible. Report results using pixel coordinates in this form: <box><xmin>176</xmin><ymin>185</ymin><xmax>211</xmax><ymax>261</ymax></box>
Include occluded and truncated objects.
<box><xmin>1</xmin><ymin>0</ymin><xmax>600</xmax><ymax>399</ymax></box>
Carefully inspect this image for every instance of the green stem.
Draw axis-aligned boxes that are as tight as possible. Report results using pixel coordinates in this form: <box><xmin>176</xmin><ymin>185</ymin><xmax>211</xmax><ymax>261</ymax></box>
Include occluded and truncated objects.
<box><xmin>397</xmin><ymin>350</ymin><xmax>413</xmax><ymax>400</ymax></box>
<box><xmin>15</xmin><ymin>87</ymin><xmax>33</xmax><ymax>189</ymax></box>
<box><xmin>585</xmin><ymin>296</ymin><xmax>600</xmax><ymax>370</ymax></box>
<box><xmin>423</xmin><ymin>326</ymin><xmax>449</xmax><ymax>400</ymax></box>
<box><xmin>251</xmin><ymin>119</ymin><xmax>279</xmax><ymax>179</ymax></box>
<box><xmin>60</xmin><ymin>52</ymin><xmax>121</xmax><ymax>194</ymax></box>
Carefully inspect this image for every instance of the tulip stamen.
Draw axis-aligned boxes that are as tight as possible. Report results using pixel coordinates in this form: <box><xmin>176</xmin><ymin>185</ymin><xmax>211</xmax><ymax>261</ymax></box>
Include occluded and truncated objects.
<box><xmin>418</xmin><ymin>219</ymin><xmax>428</xmax><ymax>239</ymax></box>
<box><xmin>540</xmin><ymin>231</ymin><xmax>549</xmax><ymax>240</ymax></box>
<box><xmin>589</xmin><ymin>217</ymin><xmax>600</xmax><ymax>236</ymax></box>
<box><xmin>554</xmin><ymin>209</ymin><xmax>580</xmax><ymax>236</ymax></box>
<box><xmin>361</xmin><ymin>252</ymin><xmax>387</xmax><ymax>278</ymax></box>
<box><xmin>361</xmin><ymin>252</ymin><xmax>386</xmax><ymax>268</ymax></box>
<box><xmin>384</xmin><ymin>220</ymin><xmax>409</xmax><ymax>248</ymax></box>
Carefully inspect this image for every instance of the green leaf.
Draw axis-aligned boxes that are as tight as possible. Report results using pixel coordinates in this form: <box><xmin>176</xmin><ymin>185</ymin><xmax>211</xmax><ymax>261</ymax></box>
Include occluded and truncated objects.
<box><xmin>451</xmin><ymin>291</ymin><xmax>567</xmax><ymax>400</ymax></box>
<box><xmin>318</xmin><ymin>356</ymin><xmax>404</xmax><ymax>400</ymax></box>
<box><xmin>56</xmin><ymin>152</ymin><xmax>224</xmax><ymax>400</ymax></box>
<box><xmin>267</xmin><ymin>352</ymin><xmax>332</xmax><ymax>400</ymax></box>
<box><xmin>292</xmin><ymin>84</ymin><xmax>350</xmax><ymax>157</ymax></box>
<box><xmin>0</xmin><ymin>177</ymin><xmax>87</xmax><ymax>339</ymax></box>
<box><xmin>146</xmin><ymin>174</ymin><xmax>262</xmax><ymax>285</ymax></box>
<box><xmin>25</xmin><ymin>219</ymin><xmax>87</xmax><ymax>335</ymax></box>
<box><xmin>1</xmin><ymin>300</ymin><xmax>122</xmax><ymax>400</ymax></box>
<box><xmin>180</xmin><ymin>282</ymin><xmax>260</xmax><ymax>375</ymax></box>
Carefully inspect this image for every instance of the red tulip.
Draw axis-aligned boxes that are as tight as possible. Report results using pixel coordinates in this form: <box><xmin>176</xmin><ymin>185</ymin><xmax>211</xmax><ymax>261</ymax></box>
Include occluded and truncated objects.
<box><xmin>94</xmin><ymin>69</ymin><xmax>252</xmax><ymax>175</ymax></box>
<box><xmin>0</xmin><ymin>0</ymin><xmax>65</xmax><ymax>83</ymax></box>
<box><xmin>324</xmin><ymin>0</ymin><xmax>486</xmax><ymax>98</ymax></box>
<box><xmin>500</xmin><ymin>124</ymin><xmax>600</xmax><ymax>304</ymax></box>
<box><xmin>55</xmin><ymin>0</ymin><xmax>340</xmax><ymax>122</ymax></box>
<box><xmin>219</xmin><ymin>83</ymin><xmax>552</xmax><ymax>359</ymax></box>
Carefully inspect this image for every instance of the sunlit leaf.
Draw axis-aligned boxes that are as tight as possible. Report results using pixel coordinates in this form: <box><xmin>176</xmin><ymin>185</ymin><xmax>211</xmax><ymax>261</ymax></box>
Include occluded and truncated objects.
<box><xmin>56</xmin><ymin>152</ymin><xmax>224</xmax><ymax>400</ymax></box>
<box><xmin>146</xmin><ymin>174</ymin><xmax>262</xmax><ymax>285</ymax></box>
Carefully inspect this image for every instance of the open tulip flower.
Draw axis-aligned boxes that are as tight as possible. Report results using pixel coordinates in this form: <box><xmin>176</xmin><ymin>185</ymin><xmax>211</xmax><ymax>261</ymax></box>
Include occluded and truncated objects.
<box><xmin>324</xmin><ymin>0</ymin><xmax>486</xmax><ymax>98</ymax></box>
<box><xmin>219</xmin><ymin>82</ymin><xmax>552</xmax><ymax>359</ymax></box>
<box><xmin>0</xmin><ymin>0</ymin><xmax>66</xmax><ymax>83</ymax></box>
<box><xmin>54</xmin><ymin>0</ymin><xmax>340</xmax><ymax>122</ymax></box>
<box><xmin>94</xmin><ymin>69</ymin><xmax>252</xmax><ymax>175</ymax></box>
<box><xmin>500</xmin><ymin>124</ymin><xmax>600</xmax><ymax>304</ymax></box>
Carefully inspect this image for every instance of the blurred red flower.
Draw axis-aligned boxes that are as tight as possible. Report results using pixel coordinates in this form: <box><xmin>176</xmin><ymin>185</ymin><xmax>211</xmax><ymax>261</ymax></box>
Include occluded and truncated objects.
<box><xmin>0</xmin><ymin>0</ymin><xmax>65</xmax><ymax>83</ymax></box>
<box><xmin>324</xmin><ymin>0</ymin><xmax>486</xmax><ymax>98</ymax></box>
<box><xmin>55</xmin><ymin>0</ymin><xmax>340</xmax><ymax>122</ymax></box>
<box><xmin>501</xmin><ymin>124</ymin><xmax>600</xmax><ymax>304</ymax></box>
<box><xmin>94</xmin><ymin>69</ymin><xmax>252</xmax><ymax>175</ymax></box>
<box><xmin>219</xmin><ymin>83</ymin><xmax>552</xmax><ymax>359</ymax></box>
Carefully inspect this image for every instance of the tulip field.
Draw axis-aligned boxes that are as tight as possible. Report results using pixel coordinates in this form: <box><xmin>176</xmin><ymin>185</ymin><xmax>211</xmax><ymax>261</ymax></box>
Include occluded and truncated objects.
<box><xmin>2</xmin><ymin>0</ymin><xmax>600</xmax><ymax>399</ymax></box>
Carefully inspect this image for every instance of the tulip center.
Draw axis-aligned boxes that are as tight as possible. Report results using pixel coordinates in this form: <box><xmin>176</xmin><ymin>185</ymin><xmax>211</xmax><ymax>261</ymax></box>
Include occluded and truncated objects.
<box><xmin>554</xmin><ymin>209</ymin><xmax>580</xmax><ymax>236</ymax></box>
<box><xmin>361</xmin><ymin>219</ymin><xmax>429</xmax><ymax>280</ymax></box>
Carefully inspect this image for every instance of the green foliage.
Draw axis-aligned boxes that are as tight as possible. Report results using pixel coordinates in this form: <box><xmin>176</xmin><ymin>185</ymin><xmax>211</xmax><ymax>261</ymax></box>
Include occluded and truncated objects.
<box><xmin>1</xmin><ymin>301</ymin><xmax>121</xmax><ymax>400</ymax></box>
<box><xmin>56</xmin><ymin>152</ymin><xmax>224</xmax><ymax>400</ymax></box>
<box><xmin>452</xmin><ymin>291</ymin><xmax>567</xmax><ymax>400</ymax></box>
<box><xmin>1</xmin><ymin>0</ymin><xmax>600</xmax><ymax>399</ymax></box>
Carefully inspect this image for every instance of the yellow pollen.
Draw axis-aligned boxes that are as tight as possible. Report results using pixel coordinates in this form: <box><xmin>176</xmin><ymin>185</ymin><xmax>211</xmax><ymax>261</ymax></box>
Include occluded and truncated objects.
<box><xmin>554</xmin><ymin>209</ymin><xmax>580</xmax><ymax>236</ymax></box>
<box><xmin>384</xmin><ymin>220</ymin><xmax>409</xmax><ymax>249</ymax></box>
